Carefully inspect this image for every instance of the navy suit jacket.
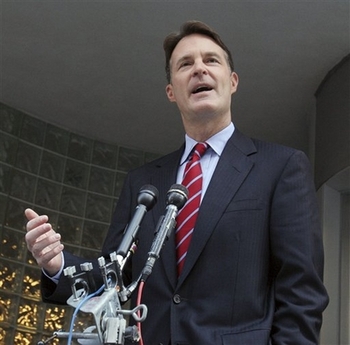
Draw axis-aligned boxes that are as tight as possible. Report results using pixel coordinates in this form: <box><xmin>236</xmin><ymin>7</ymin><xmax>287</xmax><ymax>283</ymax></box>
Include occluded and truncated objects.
<box><xmin>42</xmin><ymin>130</ymin><xmax>328</xmax><ymax>345</ymax></box>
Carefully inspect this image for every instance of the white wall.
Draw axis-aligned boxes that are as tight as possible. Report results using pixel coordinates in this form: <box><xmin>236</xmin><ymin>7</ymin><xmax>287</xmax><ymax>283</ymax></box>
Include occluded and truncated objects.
<box><xmin>319</xmin><ymin>168</ymin><xmax>350</xmax><ymax>345</ymax></box>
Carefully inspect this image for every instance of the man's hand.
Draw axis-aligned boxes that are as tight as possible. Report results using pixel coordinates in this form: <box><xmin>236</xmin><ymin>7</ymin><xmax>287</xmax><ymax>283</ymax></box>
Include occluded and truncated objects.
<box><xmin>24</xmin><ymin>208</ymin><xmax>64</xmax><ymax>276</ymax></box>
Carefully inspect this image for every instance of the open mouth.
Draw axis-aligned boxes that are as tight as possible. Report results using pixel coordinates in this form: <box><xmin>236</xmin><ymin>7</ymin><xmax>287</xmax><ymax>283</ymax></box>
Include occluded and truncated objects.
<box><xmin>192</xmin><ymin>86</ymin><xmax>213</xmax><ymax>94</ymax></box>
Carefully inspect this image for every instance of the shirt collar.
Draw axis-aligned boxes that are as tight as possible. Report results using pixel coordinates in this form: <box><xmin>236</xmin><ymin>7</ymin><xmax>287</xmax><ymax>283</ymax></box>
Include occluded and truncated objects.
<box><xmin>180</xmin><ymin>122</ymin><xmax>235</xmax><ymax>165</ymax></box>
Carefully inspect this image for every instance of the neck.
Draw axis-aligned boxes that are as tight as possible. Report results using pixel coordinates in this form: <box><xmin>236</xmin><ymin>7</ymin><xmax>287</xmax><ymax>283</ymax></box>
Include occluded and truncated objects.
<box><xmin>183</xmin><ymin>116</ymin><xmax>231</xmax><ymax>142</ymax></box>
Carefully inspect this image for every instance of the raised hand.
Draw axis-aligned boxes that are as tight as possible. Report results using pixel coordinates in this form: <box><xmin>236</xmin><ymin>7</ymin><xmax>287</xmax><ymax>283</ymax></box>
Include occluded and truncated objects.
<box><xmin>24</xmin><ymin>208</ymin><xmax>64</xmax><ymax>276</ymax></box>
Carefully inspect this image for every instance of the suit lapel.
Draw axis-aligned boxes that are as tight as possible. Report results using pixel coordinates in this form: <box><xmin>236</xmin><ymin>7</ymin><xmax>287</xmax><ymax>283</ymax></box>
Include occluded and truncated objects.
<box><xmin>177</xmin><ymin>130</ymin><xmax>257</xmax><ymax>286</ymax></box>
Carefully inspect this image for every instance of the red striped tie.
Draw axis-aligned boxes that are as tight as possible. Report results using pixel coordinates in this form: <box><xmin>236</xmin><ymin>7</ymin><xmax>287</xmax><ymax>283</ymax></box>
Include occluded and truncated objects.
<box><xmin>176</xmin><ymin>142</ymin><xmax>208</xmax><ymax>275</ymax></box>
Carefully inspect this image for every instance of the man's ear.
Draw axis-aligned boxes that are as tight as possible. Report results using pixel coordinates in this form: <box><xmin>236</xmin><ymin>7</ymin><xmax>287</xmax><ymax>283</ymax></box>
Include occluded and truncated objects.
<box><xmin>166</xmin><ymin>84</ymin><xmax>176</xmax><ymax>102</ymax></box>
<box><xmin>230</xmin><ymin>72</ymin><xmax>239</xmax><ymax>94</ymax></box>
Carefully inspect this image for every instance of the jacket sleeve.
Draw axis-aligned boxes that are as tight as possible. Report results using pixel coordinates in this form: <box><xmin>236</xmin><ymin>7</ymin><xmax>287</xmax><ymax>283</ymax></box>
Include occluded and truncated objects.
<box><xmin>41</xmin><ymin>250</ymin><xmax>105</xmax><ymax>304</ymax></box>
<box><xmin>269</xmin><ymin>150</ymin><xmax>328</xmax><ymax>344</ymax></box>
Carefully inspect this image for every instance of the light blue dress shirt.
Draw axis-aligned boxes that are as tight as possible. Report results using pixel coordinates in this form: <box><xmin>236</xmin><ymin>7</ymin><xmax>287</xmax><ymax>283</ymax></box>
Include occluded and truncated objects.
<box><xmin>176</xmin><ymin>122</ymin><xmax>235</xmax><ymax>200</ymax></box>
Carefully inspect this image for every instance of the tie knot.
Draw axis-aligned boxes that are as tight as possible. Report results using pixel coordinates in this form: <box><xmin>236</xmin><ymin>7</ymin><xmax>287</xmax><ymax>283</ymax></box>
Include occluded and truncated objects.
<box><xmin>192</xmin><ymin>142</ymin><xmax>208</xmax><ymax>160</ymax></box>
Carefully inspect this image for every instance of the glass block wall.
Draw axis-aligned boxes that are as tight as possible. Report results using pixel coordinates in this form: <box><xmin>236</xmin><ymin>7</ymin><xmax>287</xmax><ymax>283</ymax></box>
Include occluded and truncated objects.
<box><xmin>0</xmin><ymin>102</ymin><xmax>161</xmax><ymax>344</ymax></box>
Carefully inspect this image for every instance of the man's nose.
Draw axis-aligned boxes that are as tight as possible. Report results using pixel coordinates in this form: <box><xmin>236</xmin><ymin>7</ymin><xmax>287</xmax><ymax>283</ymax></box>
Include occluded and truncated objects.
<box><xmin>192</xmin><ymin>60</ymin><xmax>208</xmax><ymax>76</ymax></box>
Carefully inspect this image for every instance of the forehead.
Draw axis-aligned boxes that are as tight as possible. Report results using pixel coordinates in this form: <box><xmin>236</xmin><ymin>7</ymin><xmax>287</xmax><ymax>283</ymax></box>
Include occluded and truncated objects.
<box><xmin>170</xmin><ymin>33</ymin><xmax>226</xmax><ymax>61</ymax></box>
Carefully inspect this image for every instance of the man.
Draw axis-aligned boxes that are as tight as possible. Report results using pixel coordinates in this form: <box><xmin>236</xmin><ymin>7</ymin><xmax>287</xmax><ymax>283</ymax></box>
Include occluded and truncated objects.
<box><xmin>25</xmin><ymin>21</ymin><xmax>328</xmax><ymax>344</ymax></box>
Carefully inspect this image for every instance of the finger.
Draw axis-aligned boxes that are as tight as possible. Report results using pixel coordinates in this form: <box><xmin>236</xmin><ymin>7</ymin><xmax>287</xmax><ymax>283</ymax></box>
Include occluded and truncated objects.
<box><xmin>26</xmin><ymin>214</ymin><xmax>49</xmax><ymax>232</ymax></box>
<box><xmin>25</xmin><ymin>223</ymin><xmax>54</xmax><ymax>250</ymax></box>
<box><xmin>25</xmin><ymin>208</ymin><xmax>48</xmax><ymax>231</ymax></box>
<box><xmin>33</xmin><ymin>242</ymin><xmax>64</xmax><ymax>273</ymax></box>
<box><xmin>32</xmin><ymin>232</ymin><xmax>62</xmax><ymax>258</ymax></box>
<box><xmin>24</xmin><ymin>208</ymin><xmax>39</xmax><ymax>220</ymax></box>
<box><xmin>31</xmin><ymin>231</ymin><xmax>62</xmax><ymax>259</ymax></box>
<box><xmin>38</xmin><ymin>242</ymin><xmax>64</xmax><ymax>265</ymax></box>
<box><xmin>32</xmin><ymin>231</ymin><xmax>61</xmax><ymax>256</ymax></box>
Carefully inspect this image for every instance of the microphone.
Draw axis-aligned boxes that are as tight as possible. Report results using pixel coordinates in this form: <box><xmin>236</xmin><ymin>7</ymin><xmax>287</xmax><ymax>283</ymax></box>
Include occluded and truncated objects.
<box><xmin>117</xmin><ymin>185</ymin><xmax>159</xmax><ymax>259</ymax></box>
<box><xmin>141</xmin><ymin>184</ymin><xmax>188</xmax><ymax>281</ymax></box>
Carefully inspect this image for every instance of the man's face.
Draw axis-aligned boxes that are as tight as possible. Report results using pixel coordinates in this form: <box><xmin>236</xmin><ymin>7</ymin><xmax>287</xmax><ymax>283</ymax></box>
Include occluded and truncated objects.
<box><xmin>166</xmin><ymin>34</ymin><xmax>238</xmax><ymax>123</ymax></box>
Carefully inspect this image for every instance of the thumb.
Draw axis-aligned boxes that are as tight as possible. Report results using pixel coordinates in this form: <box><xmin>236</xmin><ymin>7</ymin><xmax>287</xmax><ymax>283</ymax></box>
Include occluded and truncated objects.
<box><xmin>24</xmin><ymin>208</ymin><xmax>40</xmax><ymax>221</ymax></box>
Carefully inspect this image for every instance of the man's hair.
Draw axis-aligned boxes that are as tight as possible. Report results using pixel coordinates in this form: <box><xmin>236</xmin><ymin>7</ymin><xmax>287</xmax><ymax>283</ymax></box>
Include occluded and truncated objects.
<box><xmin>163</xmin><ymin>20</ymin><xmax>234</xmax><ymax>83</ymax></box>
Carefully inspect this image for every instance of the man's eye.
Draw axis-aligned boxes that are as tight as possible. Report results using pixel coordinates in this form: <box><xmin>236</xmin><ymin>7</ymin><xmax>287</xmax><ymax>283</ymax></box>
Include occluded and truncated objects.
<box><xmin>180</xmin><ymin>62</ymin><xmax>191</xmax><ymax>68</ymax></box>
<box><xmin>207</xmin><ymin>58</ymin><xmax>219</xmax><ymax>63</ymax></box>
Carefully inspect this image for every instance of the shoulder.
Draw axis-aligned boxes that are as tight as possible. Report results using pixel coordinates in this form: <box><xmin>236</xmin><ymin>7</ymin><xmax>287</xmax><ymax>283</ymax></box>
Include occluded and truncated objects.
<box><xmin>234</xmin><ymin>129</ymin><xmax>308</xmax><ymax>159</ymax></box>
<box><xmin>230</xmin><ymin>129</ymin><xmax>312</xmax><ymax>172</ymax></box>
<box><xmin>252</xmin><ymin>137</ymin><xmax>301</xmax><ymax>157</ymax></box>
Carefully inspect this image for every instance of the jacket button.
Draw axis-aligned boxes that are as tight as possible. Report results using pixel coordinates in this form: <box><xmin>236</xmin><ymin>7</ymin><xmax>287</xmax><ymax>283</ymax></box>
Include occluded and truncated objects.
<box><xmin>173</xmin><ymin>294</ymin><xmax>181</xmax><ymax>304</ymax></box>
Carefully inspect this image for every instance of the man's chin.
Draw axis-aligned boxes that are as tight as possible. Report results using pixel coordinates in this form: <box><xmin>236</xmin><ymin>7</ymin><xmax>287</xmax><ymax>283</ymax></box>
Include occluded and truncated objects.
<box><xmin>190</xmin><ymin>102</ymin><xmax>218</xmax><ymax>116</ymax></box>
